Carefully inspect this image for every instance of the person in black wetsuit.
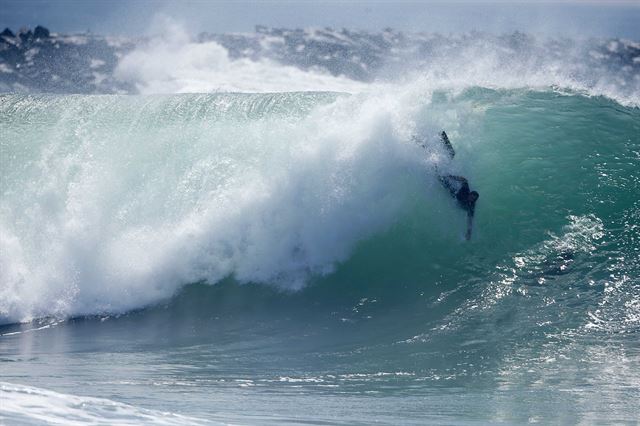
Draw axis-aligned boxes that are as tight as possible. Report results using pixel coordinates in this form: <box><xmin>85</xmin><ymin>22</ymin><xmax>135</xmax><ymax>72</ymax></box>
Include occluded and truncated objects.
<box><xmin>439</xmin><ymin>175</ymin><xmax>479</xmax><ymax>215</ymax></box>
<box><xmin>437</xmin><ymin>131</ymin><xmax>479</xmax><ymax>240</ymax></box>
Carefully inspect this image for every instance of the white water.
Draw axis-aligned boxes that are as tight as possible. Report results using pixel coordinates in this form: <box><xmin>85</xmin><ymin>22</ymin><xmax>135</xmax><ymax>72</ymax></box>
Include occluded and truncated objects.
<box><xmin>0</xmin><ymin>382</ymin><xmax>212</xmax><ymax>425</ymax></box>
<box><xmin>0</xmin><ymin>90</ymin><xmax>459</xmax><ymax>324</ymax></box>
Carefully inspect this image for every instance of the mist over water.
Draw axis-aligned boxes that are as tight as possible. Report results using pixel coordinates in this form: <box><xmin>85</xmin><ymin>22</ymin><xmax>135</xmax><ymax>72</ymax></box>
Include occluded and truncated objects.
<box><xmin>1</xmin><ymin>6</ymin><xmax>640</xmax><ymax>425</ymax></box>
<box><xmin>1</xmin><ymin>17</ymin><xmax>639</xmax><ymax>104</ymax></box>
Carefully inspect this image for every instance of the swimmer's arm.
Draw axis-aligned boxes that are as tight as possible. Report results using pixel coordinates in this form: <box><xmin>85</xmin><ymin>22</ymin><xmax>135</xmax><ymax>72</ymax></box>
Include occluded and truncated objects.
<box><xmin>465</xmin><ymin>212</ymin><xmax>474</xmax><ymax>241</ymax></box>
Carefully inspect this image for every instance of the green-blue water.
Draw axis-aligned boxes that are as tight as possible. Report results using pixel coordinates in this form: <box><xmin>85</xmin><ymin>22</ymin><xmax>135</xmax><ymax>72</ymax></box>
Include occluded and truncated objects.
<box><xmin>1</xmin><ymin>89</ymin><xmax>639</xmax><ymax>424</ymax></box>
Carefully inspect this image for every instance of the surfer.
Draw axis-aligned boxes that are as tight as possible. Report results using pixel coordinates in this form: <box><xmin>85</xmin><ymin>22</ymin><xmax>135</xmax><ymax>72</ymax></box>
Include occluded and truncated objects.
<box><xmin>435</xmin><ymin>131</ymin><xmax>479</xmax><ymax>240</ymax></box>
<box><xmin>439</xmin><ymin>174</ymin><xmax>479</xmax><ymax>240</ymax></box>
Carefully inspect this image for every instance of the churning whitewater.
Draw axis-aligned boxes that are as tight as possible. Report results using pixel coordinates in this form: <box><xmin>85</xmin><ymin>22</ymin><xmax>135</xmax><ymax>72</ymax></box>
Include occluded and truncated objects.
<box><xmin>1</xmin><ymin>90</ymin><xmax>437</xmax><ymax>322</ymax></box>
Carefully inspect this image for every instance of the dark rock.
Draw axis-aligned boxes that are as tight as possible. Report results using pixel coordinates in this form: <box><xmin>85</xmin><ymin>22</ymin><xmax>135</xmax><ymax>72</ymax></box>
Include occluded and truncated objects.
<box><xmin>1</xmin><ymin>28</ymin><xmax>15</xmax><ymax>38</ymax></box>
<box><xmin>18</xmin><ymin>27</ymin><xmax>33</xmax><ymax>42</ymax></box>
<box><xmin>34</xmin><ymin>26</ymin><xmax>50</xmax><ymax>39</ymax></box>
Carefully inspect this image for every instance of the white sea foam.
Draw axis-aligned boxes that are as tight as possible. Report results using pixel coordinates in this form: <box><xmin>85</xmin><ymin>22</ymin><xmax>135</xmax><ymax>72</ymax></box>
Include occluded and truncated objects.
<box><xmin>0</xmin><ymin>382</ymin><xmax>212</xmax><ymax>425</ymax></box>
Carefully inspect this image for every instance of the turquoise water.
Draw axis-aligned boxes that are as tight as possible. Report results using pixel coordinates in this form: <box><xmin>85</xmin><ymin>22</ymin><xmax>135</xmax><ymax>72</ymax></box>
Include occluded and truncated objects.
<box><xmin>1</xmin><ymin>89</ymin><xmax>639</xmax><ymax>424</ymax></box>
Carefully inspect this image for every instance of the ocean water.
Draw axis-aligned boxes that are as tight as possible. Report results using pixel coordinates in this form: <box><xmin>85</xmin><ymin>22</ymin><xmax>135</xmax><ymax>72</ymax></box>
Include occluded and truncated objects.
<box><xmin>1</xmin><ymin>32</ymin><xmax>640</xmax><ymax>424</ymax></box>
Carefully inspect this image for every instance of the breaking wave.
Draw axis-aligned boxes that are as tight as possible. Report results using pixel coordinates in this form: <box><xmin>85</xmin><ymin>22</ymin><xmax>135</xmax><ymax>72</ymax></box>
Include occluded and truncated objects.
<box><xmin>1</xmin><ymin>86</ymin><xmax>638</xmax><ymax>327</ymax></box>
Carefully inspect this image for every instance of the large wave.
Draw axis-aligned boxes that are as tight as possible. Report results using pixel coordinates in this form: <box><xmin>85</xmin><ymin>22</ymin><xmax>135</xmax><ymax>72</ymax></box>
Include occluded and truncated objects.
<box><xmin>1</xmin><ymin>22</ymin><xmax>639</xmax><ymax>325</ymax></box>
<box><xmin>1</xmin><ymin>86</ymin><xmax>639</xmax><ymax>327</ymax></box>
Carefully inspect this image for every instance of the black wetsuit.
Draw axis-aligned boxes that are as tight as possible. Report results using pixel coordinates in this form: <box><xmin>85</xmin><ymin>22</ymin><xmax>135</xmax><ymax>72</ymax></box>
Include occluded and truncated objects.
<box><xmin>439</xmin><ymin>175</ymin><xmax>477</xmax><ymax>216</ymax></box>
